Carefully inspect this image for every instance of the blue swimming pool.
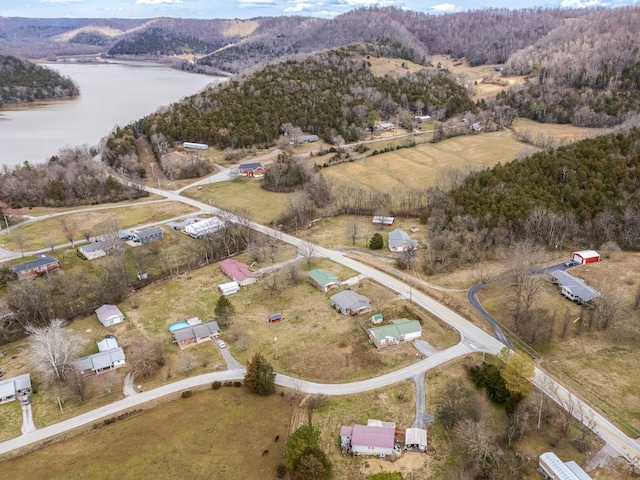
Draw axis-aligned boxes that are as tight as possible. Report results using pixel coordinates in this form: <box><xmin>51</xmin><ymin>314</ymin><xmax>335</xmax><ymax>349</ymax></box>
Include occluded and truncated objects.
<box><xmin>168</xmin><ymin>321</ymin><xmax>190</xmax><ymax>332</ymax></box>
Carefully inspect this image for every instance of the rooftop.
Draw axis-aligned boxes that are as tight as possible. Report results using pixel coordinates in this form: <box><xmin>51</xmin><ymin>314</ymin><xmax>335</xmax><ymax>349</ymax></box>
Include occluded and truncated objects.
<box><xmin>11</xmin><ymin>255</ymin><xmax>58</xmax><ymax>273</ymax></box>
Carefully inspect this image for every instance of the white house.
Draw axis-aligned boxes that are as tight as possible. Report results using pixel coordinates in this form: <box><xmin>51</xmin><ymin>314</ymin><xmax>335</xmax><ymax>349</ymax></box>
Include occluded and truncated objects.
<box><xmin>184</xmin><ymin>217</ymin><xmax>225</xmax><ymax>238</ymax></box>
<box><xmin>95</xmin><ymin>304</ymin><xmax>125</xmax><ymax>327</ymax></box>
<box><xmin>367</xmin><ymin>318</ymin><xmax>422</xmax><ymax>350</ymax></box>
<box><xmin>0</xmin><ymin>374</ymin><xmax>32</xmax><ymax>404</ymax></box>
<box><xmin>340</xmin><ymin>420</ymin><xmax>397</xmax><ymax>457</ymax></box>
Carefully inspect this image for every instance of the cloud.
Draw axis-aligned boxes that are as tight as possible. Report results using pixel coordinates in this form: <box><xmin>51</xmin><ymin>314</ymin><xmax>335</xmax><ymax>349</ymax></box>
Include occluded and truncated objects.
<box><xmin>238</xmin><ymin>0</ymin><xmax>277</xmax><ymax>7</ymax></box>
<box><xmin>135</xmin><ymin>0</ymin><xmax>183</xmax><ymax>4</ymax></box>
<box><xmin>431</xmin><ymin>3</ymin><xmax>456</xmax><ymax>12</ymax></box>
<box><xmin>560</xmin><ymin>0</ymin><xmax>607</xmax><ymax>6</ymax></box>
<box><xmin>39</xmin><ymin>0</ymin><xmax>82</xmax><ymax>3</ymax></box>
<box><xmin>284</xmin><ymin>3</ymin><xmax>315</xmax><ymax>12</ymax></box>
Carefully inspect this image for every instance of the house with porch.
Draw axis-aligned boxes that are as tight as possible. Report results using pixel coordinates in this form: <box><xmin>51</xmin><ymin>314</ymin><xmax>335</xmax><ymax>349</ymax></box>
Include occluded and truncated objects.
<box><xmin>308</xmin><ymin>269</ymin><xmax>339</xmax><ymax>292</ymax></box>
<box><xmin>73</xmin><ymin>338</ymin><xmax>125</xmax><ymax>376</ymax></box>
<box><xmin>238</xmin><ymin>162</ymin><xmax>265</xmax><ymax>177</ymax></box>
<box><xmin>388</xmin><ymin>229</ymin><xmax>418</xmax><ymax>252</ymax></box>
<box><xmin>11</xmin><ymin>255</ymin><xmax>60</xmax><ymax>278</ymax></box>
<box><xmin>330</xmin><ymin>290</ymin><xmax>371</xmax><ymax>316</ymax></box>
<box><xmin>172</xmin><ymin>320</ymin><xmax>220</xmax><ymax>349</ymax></box>
<box><xmin>367</xmin><ymin>318</ymin><xmax>422</xmax><ymax>350</ymax></box>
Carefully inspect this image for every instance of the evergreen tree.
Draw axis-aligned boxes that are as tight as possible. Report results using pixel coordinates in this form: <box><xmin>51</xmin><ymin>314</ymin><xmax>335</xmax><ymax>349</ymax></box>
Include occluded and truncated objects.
<box><xmin>285</xmin><ymin>425</ymin><xmax>322</xmax><ymax>469</ymax></box>
<box><xmin>369</xmin><ymin>232</ymin><xmax>384</xmax><ymax>250</ymax></box>
<box><xmin>244</xmin><ymin>352</ymin><xmax>276</xmax><ymax>396</ymax></box>
<box><xmin>214</xmin><ymin>295</ymin><xmax>236</xmax><ymax>326</ymax></box>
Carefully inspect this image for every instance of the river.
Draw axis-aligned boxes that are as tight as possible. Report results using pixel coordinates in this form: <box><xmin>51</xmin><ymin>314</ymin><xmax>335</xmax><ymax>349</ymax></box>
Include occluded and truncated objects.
<box><xmin>0</xmin><ymin>61</ymin><xmax>225</xmax><ymax>169</ymax></box>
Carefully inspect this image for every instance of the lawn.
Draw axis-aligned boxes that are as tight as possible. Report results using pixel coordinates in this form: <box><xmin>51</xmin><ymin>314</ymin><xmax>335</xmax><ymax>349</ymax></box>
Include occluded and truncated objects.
<box><xmin>0</xmin><ymin>388</ymin><xmax>292</xmax><ymax>480</ymax></box>
<box><xmin>1</xmin><ymin>201</ymin><xmax>198</xmax><ymax>252</ymax></box>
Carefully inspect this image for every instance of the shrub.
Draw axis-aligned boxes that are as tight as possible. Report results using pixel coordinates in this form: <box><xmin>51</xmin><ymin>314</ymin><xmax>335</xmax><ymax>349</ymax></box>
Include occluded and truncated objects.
<box><xmin>212</xmin><ymin>381</ymin><xmax>222</xmax><ymax>390</ymax></box>
<box><xmin>181</xmin><ymin>390</ymin><xmax>193</xmax><ymax>398</ymax></box>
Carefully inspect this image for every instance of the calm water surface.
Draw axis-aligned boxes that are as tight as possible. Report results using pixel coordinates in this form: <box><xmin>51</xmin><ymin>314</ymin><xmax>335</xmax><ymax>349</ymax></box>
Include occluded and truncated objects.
<box><xmin>0</xmin><ymin>61</ymin><xmax>224</xmax><ymax>168</ymax></box>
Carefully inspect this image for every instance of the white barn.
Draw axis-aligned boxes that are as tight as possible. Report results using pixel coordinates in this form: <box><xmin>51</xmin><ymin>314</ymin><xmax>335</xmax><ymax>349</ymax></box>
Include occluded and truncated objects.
<box><xmin>218</xmin><ymin>281</ymin><xmax>240</xmax><ymax>295</ymax></box>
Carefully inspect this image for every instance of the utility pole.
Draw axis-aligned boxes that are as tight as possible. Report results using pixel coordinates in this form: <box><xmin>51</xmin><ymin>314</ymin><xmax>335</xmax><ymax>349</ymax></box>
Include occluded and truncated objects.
<box><xmin>274</xmin><ymin>336</ymin><xmax>278</xmax><ymax>360</ymax></box>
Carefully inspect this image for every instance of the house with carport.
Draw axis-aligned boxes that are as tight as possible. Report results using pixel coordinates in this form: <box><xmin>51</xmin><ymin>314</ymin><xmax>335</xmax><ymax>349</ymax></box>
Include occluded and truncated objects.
<box><xmin>550</xmin><ymin>271</ymin><xmax>600</xmax><ymax>304</ymax></box>
<box><xmin>220</xmin><ymin>258</ymin><xmax>256</xmax><ymax>286</ymax></box>
<box><xmin>330</xmin><ymin>290</ymin><xmax>371</xmax><ymax>316</ymax></box>
<box><xmin>367</xmin><ymin>318</ymin><xmax>422</xmax><ymax>350</ymax></box>
<box><xmin>95</xmin><ymin>304</ymin><xmax>125</xmax><ymax>327</ymax></box>
<box><xmin>308</xmin><ymin>269</ymin><xmax>339</xmax><ymax>292</ymax></box>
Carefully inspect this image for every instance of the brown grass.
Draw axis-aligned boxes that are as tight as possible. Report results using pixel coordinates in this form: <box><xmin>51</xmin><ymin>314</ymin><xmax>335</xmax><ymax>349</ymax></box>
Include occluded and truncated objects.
<box><xmin>2</xmin><ymin>201</ymin><xmax>198</xmax><ymax>251</ymax></box>
<box><xmin>0</xmin><ymin>388</ymin><xmax>291</xmax><ymax>480</ymax></box>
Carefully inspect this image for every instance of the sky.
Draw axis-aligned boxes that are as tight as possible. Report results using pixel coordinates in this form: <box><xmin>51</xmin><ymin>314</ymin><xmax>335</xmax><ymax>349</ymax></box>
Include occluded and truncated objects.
<box><xmin>0</xmin><ymin>0</ymin><xmax>637</xmax><ymax>19</ymax></box>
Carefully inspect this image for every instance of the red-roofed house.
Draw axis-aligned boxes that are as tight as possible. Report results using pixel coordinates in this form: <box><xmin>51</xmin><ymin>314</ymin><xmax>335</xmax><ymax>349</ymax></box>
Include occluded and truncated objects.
<box><xmin>220</xmin><ymin>258</ymin><xmax>256</xmax><ymax>286</ymax></box>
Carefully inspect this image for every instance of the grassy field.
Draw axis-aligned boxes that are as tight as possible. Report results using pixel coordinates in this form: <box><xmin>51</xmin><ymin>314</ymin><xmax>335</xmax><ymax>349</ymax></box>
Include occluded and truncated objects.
<box><xmin>1</xmin><ymin>201</ymin><xmax>198</xmax><ymax>251</ymax></box>
<box><xmin>0</xmin><ymin>388</ymin><xmax>292</xmax><ymax>480</ymax></box>
<box><xmin>183</xmin><ymin>178</ymin><xmax>289</xmax><ymax>225</ymax></box>
<box><xmin>476</xmin><ymin>250</ymin><xmax>640</xmax><ymax>437</ymax></box>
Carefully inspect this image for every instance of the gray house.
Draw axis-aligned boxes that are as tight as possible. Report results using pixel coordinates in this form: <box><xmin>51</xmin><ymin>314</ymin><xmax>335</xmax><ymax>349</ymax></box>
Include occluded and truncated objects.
<box><xmin>388</xmin><ymin>229</ymin><xmax>418</xmax><ymax>252</ymax></box>
<box><xmin>132</xmin><ymin>227</ymin><xmax>163</xmax><ymax>244</ymax></box>
<box><xmin>73</xmin><ymin>338</ymin><xmax>125</xmax><ymax>376</ymax></box>
<box><xmin>77</xmin><ymin>241</ymin><xmax>106</xmax><ymax>260</ymax></box>
<box><xmin>550</xmin><ymin>271</ymin><xmax>600</xmax><ymax>304</ymax></box>
<box><xmin>330</xmin><ymin>290</ymin><xmax>371</xmax><ymax>316</ymax></box>
<box><xmin>0</xmin><ymin>374</ymin><xmax>32</xmax><ymax>404</ymax></box>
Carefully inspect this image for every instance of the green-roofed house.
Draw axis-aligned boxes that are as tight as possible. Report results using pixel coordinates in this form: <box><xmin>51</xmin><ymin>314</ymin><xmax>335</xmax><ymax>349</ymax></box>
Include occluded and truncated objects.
<box><xmin>367</xmin><ymin>318</ymin><xmax>422</xmax><ymax>350</ymax></box>
<box><xmin>308</xmin><ymin>269</ymin><xmax>339</xmax><ymax>292</ymax></box>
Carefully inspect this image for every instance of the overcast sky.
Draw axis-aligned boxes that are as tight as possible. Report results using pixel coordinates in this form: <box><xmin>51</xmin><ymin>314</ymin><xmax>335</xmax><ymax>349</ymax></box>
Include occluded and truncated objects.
<box><xmin>1</xmin><ymin>0</ymin><xmax>636</xmax><ymax>19</ymax></box>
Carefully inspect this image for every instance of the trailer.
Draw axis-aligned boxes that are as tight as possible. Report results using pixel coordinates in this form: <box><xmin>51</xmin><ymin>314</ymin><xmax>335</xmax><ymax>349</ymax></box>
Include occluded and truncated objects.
<box><xmin>182</xmin><ymin>142</ymin><xmax>208</xmax><ymax>150</ymax></box>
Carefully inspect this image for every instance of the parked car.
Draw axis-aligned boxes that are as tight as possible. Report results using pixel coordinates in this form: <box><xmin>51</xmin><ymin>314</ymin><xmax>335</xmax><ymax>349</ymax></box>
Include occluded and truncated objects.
<box><xmin>217</xmin><ymin>339</ymin><xmax>226</xmax><ymax>349</ymax></box>
<box><xmin>564</xmin><ymin>260</ymin><xmax>578</xmax><ymax>267</ymax></box>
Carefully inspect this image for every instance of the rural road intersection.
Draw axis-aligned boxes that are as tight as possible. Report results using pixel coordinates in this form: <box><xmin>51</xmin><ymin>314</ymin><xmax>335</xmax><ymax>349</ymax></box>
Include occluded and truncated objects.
<box><xmin>1</xmin><ymin>169</ymin><xmax>639</xmax><ymax>470</ymax></box>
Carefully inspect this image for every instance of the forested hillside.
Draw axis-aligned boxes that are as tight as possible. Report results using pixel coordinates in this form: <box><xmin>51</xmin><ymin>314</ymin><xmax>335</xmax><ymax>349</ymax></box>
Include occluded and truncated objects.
<box><xmin>137</xmin><ymin>46</ymin><xmax>474</xmax><ymax>149</ymax></box>
<box><xmin>0</xmin><ymin>54</ymin><xmax>79</xmax><ymax>105</ymax></box>
<box><xmin>497</xmin><ymin>7</ymin><xmax>640</xmax><ymax>128</ymax></box>
<box><xmin>422</xmin><ymin>128</ymin><xmax>640</xmax><ymax>272</ymax></box>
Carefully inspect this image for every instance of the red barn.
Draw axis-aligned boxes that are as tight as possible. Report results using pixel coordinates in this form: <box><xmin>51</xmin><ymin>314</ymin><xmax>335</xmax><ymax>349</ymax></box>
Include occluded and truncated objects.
<box><xmin>571</xmin><ymin>250</ymin><xmax>600</xmax><ymax>264</ymax></box>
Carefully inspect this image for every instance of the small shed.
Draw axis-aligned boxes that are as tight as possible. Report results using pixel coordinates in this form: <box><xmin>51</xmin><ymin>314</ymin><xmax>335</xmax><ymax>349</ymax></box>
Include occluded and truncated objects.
<box><xmin>372</xmin><ymin>216</ymin><xmax>394</xmax><ymax>226</ymax></box>
<box><xmin>218</xmin><ymin>281</ymin><xmax>240</xmax><ymax>295</ymax></box>
<box><xmin>268</xmin><ymin>312</ymin><xmax>283</xmax><ymax>323</ymax></box>
<box><xmin>308</xmin><ymin>269</ymin><xmax>339</xmax><ymax>292</ymax></box>
<box><xmin>572</xmin><ymin>250</ymin><xmax>600</xmax><ymax>264</ymax></box>
<box><xmin>95</xmin><ymin>304</ymin><xmax>125</xmax><ymax>327</ymax></box>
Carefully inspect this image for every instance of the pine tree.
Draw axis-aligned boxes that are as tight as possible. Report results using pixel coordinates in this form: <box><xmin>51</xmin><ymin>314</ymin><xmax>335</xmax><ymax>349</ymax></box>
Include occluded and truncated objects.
<box><xmin>214</xmin><ymin>295</ymin><xmax>235</xmax><ymax>326</ymax></box>
<box><xmin>369</xmin><ymin>232</ymin><xmax>384</xmax><ymax>250</ymax></box>
<box><xmin>244</xmin><ymin>352</ymin><xmax>276</xmax><ymax>396</ymax></box>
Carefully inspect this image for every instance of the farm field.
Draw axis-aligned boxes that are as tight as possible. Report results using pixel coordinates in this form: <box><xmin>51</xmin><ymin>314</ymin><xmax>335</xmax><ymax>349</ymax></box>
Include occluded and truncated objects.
<box><xmin>0</xmin><ymin>388</ymin><xmax>292</xmax><ymax>480</ymax></box>
<box><xmin>2</xmin><ymin>200</ymin><xmax>198</xmax><ymax>252</ymax></box>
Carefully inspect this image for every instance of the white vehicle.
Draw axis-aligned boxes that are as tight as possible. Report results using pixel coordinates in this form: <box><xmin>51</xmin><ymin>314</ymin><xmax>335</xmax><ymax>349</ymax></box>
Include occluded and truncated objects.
<box><xmin>217</xmin><ymin>339</ymin><xmax>226</xmax><ymax>349</ymax></box>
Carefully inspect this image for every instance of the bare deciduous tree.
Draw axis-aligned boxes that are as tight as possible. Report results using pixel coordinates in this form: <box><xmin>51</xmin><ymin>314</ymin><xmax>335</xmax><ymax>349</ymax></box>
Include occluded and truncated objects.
<box><xmin>129</xmin><ymin>336</ymin><xmax>165</xmax><ymax>379</ymax></box>
<box><xmin>299</xmin><ymin>240</ymin><xmax>316</xmax><ymax>266</ymax></box>
<box><xmin>60</xmin><ymin>218</ymin><xmax>75</xmax><ymax>247</ymax></box>
<box><xmin>27</xmin><ymin>318</ymin><xmax>82</xmax><ymax>383</ymax></box>
<box><xmin>346</xmin><ymin>218</ymin><xmax>360</xmax><ymax>246</ymax></box>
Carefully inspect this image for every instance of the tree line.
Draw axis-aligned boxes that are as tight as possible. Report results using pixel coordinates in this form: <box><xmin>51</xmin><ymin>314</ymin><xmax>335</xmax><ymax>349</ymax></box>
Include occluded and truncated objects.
<box><xmin>0</xmin><ymin>54</ymin><xmax>79</xmax><ymax>106</ymax></box>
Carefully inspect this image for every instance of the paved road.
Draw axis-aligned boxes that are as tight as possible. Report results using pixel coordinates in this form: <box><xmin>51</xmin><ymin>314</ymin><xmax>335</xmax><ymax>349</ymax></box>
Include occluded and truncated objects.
<box><xmin>2</xmin><ymin>177</ymin><xmax>640</xmax><ymax>467</ymax></box>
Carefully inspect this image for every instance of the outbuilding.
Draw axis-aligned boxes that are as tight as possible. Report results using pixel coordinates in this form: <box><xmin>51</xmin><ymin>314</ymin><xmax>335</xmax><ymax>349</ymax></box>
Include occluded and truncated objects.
<box><xmin>571</xmin><ymin>250</ymin><xmax>600</xmax><ymax>264</ymax></box>
<box><xmin>539</xmin><ymin>452</ymin><xmax>592</xmax><ymax>480</ymax></box>
<box><xmin>405</xmin><ymin>428</ymin><xmax>427</xmax><ymax>451</ymax></box>
<box><xmin>95</xmin><ymin>304</ymin><xmax>125</xmax><ymax>327</ymax></box>
<box><xmin>218</xmin><ymin>281</ymin><xmax>240</xmax><ymax>295</ymax></box>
